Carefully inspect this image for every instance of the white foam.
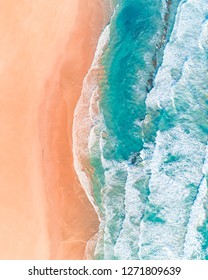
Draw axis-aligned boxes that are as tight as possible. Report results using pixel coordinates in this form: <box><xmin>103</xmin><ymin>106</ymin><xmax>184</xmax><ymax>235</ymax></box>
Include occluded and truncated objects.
<box><xmin>72</xmin><ymin>25</ymin><xmax>111</xmax><ymax>260</ymax></box>
<box><xmin>113</xmin><ymin>164</ymin><xmax>147</xmax><ymax>259</ymax></box>
<box><xmin>183</xmin><ymin>177</ymin><xmax>207</xmax><ymax>259</ymax></box>
<box><xmin>199</xmin><ymin>18</ymin><xmax>208</xmax><ymax>50</ymax></box>
<box><xmin>72</xmin><ymin>24</ymin><xmax>110</xmax><ymax>217</ymax></box>
<box><xmin>202</xmin><ymin>144</ymin><xmax>208</xmax><ymax>175</ymax></box>
<box><xmin>93</xmin><ymin>139</ymin><xmax>128</xmax><ymax>258</ymax></box>
<box><xmin>138</xmin><ymin>0</ymin><xmax>208</xmax><ymax>259</ymax></box>
<box><xmin>75</xmin><ymin>9</ymin><xmax>118</xmax><ymax>259</ymax></box>
<box><xmin>183</xmin><ymin>143</ymin><xmax>208</xmax><ymax>259</ymax></box>
<box><xmin>146</xmin><ymin>0</ymin><xmax>208</xmax><ymax>110</ymax></box>
<box><xmin>138</xmin><ymin>127</ymin><xmax>205</xmax><ymax>259</ymax></box>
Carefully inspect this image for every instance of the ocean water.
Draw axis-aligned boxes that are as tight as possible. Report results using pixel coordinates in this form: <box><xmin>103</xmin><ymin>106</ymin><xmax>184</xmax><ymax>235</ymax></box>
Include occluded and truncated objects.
<box><xmin>75</xmin><ymin>0</ymin><xmax>208</xmax><ymax>259</ymax></box>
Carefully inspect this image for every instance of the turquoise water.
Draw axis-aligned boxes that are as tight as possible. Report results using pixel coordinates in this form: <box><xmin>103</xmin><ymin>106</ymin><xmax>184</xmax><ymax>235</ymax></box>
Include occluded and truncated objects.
<box><xmin>87</xmin><ymin>0</ymin><xmax>208</xmax><ymax>259</ymax></box>
<box><xmin>101</xmin><ymin>0</ymin><xmax>164</xmax><ymax>161</ymax></box>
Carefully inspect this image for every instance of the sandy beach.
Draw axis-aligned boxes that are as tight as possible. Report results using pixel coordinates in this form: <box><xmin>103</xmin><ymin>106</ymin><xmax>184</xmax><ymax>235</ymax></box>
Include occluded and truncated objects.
<box><xmin>0</xmin><ymin>0</ymin><xmax>110</xmax><ymax>259</ymax></box>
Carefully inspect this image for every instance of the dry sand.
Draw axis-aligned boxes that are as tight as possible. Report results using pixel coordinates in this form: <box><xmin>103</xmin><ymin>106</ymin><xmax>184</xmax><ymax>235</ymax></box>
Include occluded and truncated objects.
<box><xmin>0</xmin><ymin>0</ymin><xmax>110</xmax><ymax>259</ymax></box>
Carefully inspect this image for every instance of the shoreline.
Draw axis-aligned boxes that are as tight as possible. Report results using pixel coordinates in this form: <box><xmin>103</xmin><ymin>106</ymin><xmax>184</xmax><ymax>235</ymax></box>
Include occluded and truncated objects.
<box><xmin>73</xmin><ymin>24</ymin><xmax>111</xmax><ymax>259</ymax></box>
<box><xmin>38</xmin><ymin>0</ymin><xmax>112</xmax><ymax>259</ymax></box>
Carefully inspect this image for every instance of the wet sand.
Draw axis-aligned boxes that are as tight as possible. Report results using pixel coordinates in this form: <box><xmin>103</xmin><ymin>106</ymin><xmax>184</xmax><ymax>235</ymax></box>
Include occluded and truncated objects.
<box><xmin>0</xmin><ymin>0</ymin><xmax>110</xmax><ymax>259</ymax></box>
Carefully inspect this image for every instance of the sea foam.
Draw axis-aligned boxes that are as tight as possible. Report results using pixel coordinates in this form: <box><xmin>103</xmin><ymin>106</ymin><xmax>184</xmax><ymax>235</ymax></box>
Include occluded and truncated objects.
<box><xmin>138</xmin><ymin>0</ymin><xmax>208</xmax><ymax>259</ymax></box>
<box><xmin>73</xmin><ymin>24</ymin><xmax>110</xmax><ymax>212</ymax></box>
<box><xmin>72</xmin><ymin>24</ymin><xmax>111</xmax><ymax>260</ymax></box>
